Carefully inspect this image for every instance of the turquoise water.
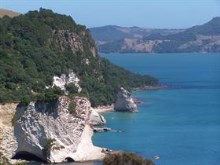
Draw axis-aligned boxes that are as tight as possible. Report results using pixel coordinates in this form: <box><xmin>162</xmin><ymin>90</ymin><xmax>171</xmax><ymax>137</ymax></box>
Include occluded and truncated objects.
<box><xmin>92</xmin><ymin>53</ymin><xmax>220</xmax><ymax>165</ymax></box>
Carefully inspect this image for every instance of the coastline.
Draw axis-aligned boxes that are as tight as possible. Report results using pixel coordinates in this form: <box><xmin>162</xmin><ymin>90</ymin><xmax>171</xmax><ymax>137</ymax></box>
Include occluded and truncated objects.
<box><xmin>132</xmin><ymin>85</ymin><xmax>168</xmax><ymax>91</ymax></box>
<box><xmin>93</xmin><ymin>85</ymin><xmax>167</xmax><ymax>114</ymax></box>
<box><xmin>93</xmin><ymin>104</ymin><xmax>114</xmax><ymax>113</ymax></box>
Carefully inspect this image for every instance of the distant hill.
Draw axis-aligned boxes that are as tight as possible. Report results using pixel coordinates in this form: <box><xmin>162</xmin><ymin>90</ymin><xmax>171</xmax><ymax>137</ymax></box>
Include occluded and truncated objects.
<box><xmin>90</xmin><ymin>25</ymin><xmax>183</xmax><ymax>46</ymax></box>
<box><xmin>0</xmin><ymin>9</ymin><xmax>21</xmax><ymax>17</ymax></box>
<box><xmin>90</xmin><ymin>17</ymin><xmax>220</xmax><ymax>53</ymax></box>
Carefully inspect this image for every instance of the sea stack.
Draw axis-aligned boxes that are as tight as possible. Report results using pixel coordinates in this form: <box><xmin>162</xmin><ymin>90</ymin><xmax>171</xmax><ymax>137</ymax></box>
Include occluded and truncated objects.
<box><xmin>114</xmin><ymin>87</ymin><xmax>137</xmax><ymax>112</ymax></box>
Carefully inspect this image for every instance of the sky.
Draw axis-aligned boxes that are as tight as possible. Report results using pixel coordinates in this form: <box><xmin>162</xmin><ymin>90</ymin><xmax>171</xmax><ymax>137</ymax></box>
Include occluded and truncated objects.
<box><xmin>1</xmin><ymin>0</ymin><xmax>220</xmax><ymax>29</ymax></box>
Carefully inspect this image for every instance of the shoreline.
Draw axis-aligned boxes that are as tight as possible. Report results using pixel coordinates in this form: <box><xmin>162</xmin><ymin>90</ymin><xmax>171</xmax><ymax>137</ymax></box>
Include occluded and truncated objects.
<box><xmin>93</xmin><ymin>104</ymin><xmax>114</xmax><ymax>113</ymax></box>
<box><xmin>93</xmin><ymin>85</ymin><xmax>167</xmax><ymax>114</ymax></box>
<box><xmin>132</xmin><ymin>85</ymin><xmax>168</xmax><ymax>91</ymax></box>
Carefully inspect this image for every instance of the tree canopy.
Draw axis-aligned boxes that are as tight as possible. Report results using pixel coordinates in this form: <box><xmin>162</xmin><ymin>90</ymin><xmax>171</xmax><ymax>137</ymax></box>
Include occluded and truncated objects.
<box><xmin>0</xmin><ymin>9</ymin><xmax>158</xmax><ymax>106</ymax></box>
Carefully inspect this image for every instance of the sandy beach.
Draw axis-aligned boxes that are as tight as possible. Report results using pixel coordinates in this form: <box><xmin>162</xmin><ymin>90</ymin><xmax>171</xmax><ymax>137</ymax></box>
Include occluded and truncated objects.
<box><xmin>93</xmin><ymin>104</ymin><xmax>114</xmax><ymax>113</ymax></box>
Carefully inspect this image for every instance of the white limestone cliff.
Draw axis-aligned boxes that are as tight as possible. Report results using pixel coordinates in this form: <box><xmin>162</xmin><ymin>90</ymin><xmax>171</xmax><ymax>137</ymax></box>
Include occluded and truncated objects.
<box><xmin>0</xmin><ymin>96</ymin><xmax>106</xmax><ymax>163</ymax></box>
<box><xmin>52</xmin><ymin>72</ymin><xmax>82</xmax><ymax>93</ymax></box>
<box><xmin>114</xmin><ymin>87</ymin><xmax>137</xmax><ymax>112</ymax></box>
<box><xmin>0</xmin><ymin>103</ymin><xmax>18</xmax><ymax>163</ymax></box>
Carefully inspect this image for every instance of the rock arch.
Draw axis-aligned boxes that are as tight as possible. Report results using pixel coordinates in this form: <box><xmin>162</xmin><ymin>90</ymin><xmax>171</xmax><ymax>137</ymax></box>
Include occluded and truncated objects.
<box><xmin>65</xmin><ymin>157</ymin><xmax>75</xmax><ymax>162</ymax></box>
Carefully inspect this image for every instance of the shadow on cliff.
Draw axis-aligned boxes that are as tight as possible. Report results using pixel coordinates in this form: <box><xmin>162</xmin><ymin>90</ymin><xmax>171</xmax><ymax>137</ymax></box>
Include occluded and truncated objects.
<box><xmin>12</xmin><ymin>151</ymin><xmax>46</xmax><ymax>162</ymax></box>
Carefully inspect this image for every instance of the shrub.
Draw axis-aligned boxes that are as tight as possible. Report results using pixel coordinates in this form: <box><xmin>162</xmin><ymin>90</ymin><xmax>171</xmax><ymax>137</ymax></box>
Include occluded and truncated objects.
<box><xmin>42</xmin><ymin>138</ymin><xmax>56</xmax><ymax>158</ymax></box>
<box><xmin>0</xmin><ymin>9</ymin><xmax>158</xmax><ymax>106</ymax></box>
<box><xmin>68</xmin><ymin>100</ymin><xmax>76</xmax><ymax>114</ymax></box>
<box><xmin>66</xmin><ymin>84</ymin><xmax>78</xmax><ymax>94</ymax></box>
<box><xmin>103</xmin><ymin>152</ymin><xmax>155</xmax><ymax>165</ymax></box>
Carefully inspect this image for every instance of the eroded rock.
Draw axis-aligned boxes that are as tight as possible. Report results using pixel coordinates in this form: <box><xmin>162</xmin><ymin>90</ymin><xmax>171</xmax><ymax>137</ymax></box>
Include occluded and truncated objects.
<box><xmin>0</xmin><ymin>96</ymin><xmax>106</xmax><ymax>163</ymax></box>
<box><xmin>52</xmin><ymin>71</ymin><xmax>82</xmax><ymax>93</ymax></box>
<box><xmin>53</xmin><ymin>30</ymin><xmax>97</xmax><ymax>57</ymax></box>
<box><xmin>89</xmin><ymin>108</ymin><xmax>106</xmax><ymax>126</ymax></box>
<box><xmin>114</xmin><ymin>87</ymin><xmax>137</xmax><ymax>112</ymax></box>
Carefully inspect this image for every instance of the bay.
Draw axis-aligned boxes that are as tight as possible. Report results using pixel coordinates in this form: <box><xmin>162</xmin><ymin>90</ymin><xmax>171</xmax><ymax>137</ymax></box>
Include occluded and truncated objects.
<box><xmin>29</xmin><ymin>53</ymin><xmax>220</xmax><ymax>165</ymax></box>
<box><xmin>93</xmin><ymin>53</ymin><xmax>220</xmax><ymax>165</ymax></box>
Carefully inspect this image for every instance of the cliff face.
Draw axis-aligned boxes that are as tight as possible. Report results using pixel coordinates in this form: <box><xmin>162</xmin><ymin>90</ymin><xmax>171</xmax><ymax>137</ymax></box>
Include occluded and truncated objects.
<box><xmin>0</xmin><ymin>103</ymin><xmax>18</xmax><ymax>163</ymax></box>
<box><xmin>53</xmin><ymin>30</ymin><xmax>97</xmax><ymax>57</ymax></box>
<box><xmin>0</xmin><ymin>96</ymin><xmax>106</xmax><ymax>163</ymax></box>
<box><xmin>0</xmin><ymin>9</ymin><xmax>159</xmax><ymax>164</ymax></box>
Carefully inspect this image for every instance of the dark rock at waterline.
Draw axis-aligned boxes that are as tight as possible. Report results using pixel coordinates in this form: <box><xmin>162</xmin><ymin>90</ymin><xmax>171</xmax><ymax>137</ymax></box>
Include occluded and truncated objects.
<box><xmin>93</xmin><ymin>127</ymin><xmax>112</xmax><ymax>132</ymax></box>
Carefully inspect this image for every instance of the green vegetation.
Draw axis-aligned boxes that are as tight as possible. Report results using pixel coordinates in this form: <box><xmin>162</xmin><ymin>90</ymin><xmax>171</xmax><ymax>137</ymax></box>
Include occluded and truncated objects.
<box><xmin>103</xmin><ymin>152</ymin><xmax>155</xmax><ymax>165</ymax></box>
<box><xmin>0</xmin><ymin>152</ymin><xmax>27</xmax><ymax>165</ymax></box>
<box><xmin>42</xmin><ymin>138</ymin><xmax>56</xmax><ymax>157</ymax></box>
<box><xmin>68</xmin><ymin>100</ymin><xmax>76</xmax><ymax>114</ymax></box>
<box><xmin>90</xmin><ymin>25</ymin><xmax>132</xmax><ymax>42</ymax></box>
<box><xmin>99</xmin><ymin>40</ymin><xmax>123</xmax><ymax>53</ymax></box>
<box><xmin>0</xmin><ymin>151</ymin><xmax>9</xmax><ymax>165</ymax></box>
<box><xmin>0</xmin><ymin>8</ymin><xmax>158</xmax><ymax>106</ymax></box>
<box><xmin>188</xmin><ymin>17</ymin><xmax>220</xmax><ymax>35</ymax></box>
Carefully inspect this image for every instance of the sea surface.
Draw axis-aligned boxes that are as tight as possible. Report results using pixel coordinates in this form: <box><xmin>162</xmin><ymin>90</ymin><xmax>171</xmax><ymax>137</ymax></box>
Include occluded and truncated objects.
<box><xmin>93</xmin><ymin>53</ymin><xmax>220</xmax><ymax>165</ymax></box>
<box><xmin>30</xmin><ymin>53</ymin><xmax>220</xmax><ymax>165</ymax></box>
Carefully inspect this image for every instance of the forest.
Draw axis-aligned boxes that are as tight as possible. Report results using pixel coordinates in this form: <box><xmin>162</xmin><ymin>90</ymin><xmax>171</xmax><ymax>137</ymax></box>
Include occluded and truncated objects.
<box><xmin>0</xmin><ymin>8</ymin><xmax>158</xmax><ymax>106</ymax></box>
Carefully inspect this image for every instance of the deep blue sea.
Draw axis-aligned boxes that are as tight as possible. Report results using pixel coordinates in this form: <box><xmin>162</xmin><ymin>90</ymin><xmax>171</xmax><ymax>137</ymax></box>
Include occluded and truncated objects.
<box><xmin>92</xmin><ymin>53</ymin><xmax>220</xmax><ymax>165</ymax></box>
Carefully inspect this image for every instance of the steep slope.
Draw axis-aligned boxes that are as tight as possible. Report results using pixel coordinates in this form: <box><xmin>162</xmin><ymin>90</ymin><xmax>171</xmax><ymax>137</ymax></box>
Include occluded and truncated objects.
<box><xmin>0</xmin><ymin>9</ymin><xmax>21</xmax><ymax>18</ymax></box>
<box><xmin>0</xmin><ymin>8</ymin><xmax>158</xmax><ymax>107</ymax></box>
<box><xmin>93</xmin><ymin>17</ymin><xmax>220</xmax><ymax>53</ymax></box>
<box><xmin>0</xmin><ymin>96</ymin><xmax>107</xmax><ymax>163</ymax></box>
<box><xmin>90</xmin><ymin>25</ymin><xmax>134</xmax><ymax>43</ymax></box>
<box><xmin>0</xmin><ymin>8</ymin><xmax>158</xmax><ymax>164</ymax></box>
<box><xmin>187</xmin><ymin>17</ymin><xmax>220</xmax><ymax>35</ymax></box>
<box><xmin>150</xmin><ymin>17</ymin><xmax>220</xmax><ymax>53</ymax></box>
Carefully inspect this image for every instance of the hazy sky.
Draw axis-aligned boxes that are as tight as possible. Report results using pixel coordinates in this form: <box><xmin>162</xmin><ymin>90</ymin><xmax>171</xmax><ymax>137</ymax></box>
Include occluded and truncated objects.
<box><xmin>1</xmin><ymin>0</ymin><xmax>220</xmax><ymax>28</ymax></box>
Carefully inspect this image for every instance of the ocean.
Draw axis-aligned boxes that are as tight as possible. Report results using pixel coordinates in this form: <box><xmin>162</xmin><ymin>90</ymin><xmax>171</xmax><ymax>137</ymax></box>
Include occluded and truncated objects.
<box><xmin>29</xmin><ymin>53</ymin><xmax>220</xmax><ymax>165</ymax></box>
<box><xmin>92</xmin><ymin>53</ymin><xmax>220</xmax><ymax>165</ymax></box>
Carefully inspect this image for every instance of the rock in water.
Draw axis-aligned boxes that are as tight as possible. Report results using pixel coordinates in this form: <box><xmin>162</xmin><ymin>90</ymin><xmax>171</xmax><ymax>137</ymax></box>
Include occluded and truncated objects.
<box><xmin>0</xmin><ymin>96</ymin><xmax>106</xmax><ymax>163</ymax></box>
<box><xmin>93</xmin><ymin>127</ymin><xmax>112</xmax><ymax>133</ymax></box>
<box><xmin>114</xmin><ymin>87</ymin><xmax>137</xmax><ymax>112</ymax></box>
<box><xmin>89</xmin><ymin>108</ymin><xmax>106</xmax><ymax>126</ymax></box>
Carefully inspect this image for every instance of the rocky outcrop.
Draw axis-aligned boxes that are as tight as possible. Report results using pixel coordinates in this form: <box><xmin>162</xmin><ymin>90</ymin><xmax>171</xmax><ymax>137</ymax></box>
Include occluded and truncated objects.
<box><xmin>53</xmin><ymin>30</ymin><xmax>84</xmax><ymax>54</ymax></box>
<box><xmin>53</xmin><ymin>30</ymin><xmax>97</xmax><ymax>57</ymax></box>
<box><xmin>114</xmin><ymin>87</ymin><xmax>137</xmax><ymax>112</ymax></box>
<box><xmin>52</xmin><ymin>71</ymin><xmax>82</xmax><ymax>93</ymax></box>
<box><xmin>93</xmin><ymin>127</ymin><xmax>111</xmax><ymax>133</ymax></box>
<box><xmin>0</xmin><ymin>96</ymin><xmax>106</xmax><ymax>163</ymax></box>
<box><xmin>89</xmin><ymin>108</ymin><xmax>106</xmax><ymax>126</ymax></box>
<box><xmin>0</xmin><ymin>103</ymin><xmax>18</xmax><ymax>164</ymax></box>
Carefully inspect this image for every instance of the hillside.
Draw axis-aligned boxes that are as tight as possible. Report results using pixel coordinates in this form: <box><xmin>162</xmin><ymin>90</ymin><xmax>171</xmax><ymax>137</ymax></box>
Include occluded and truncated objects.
<box><xmin>0</xmin><ymin>9</ymin><xmax>20</xmax><ymax>18</ymax></box>
<box><xmin>90</xmin><ymin>25</ymin><xmax>183</xmax><ymax>48</ymax></box>
<box><xmin>91</xmin><ymin>17</ymin><xmax>220</xmax><ymax>53</ymax></box>
<box><xmin>0</xmin><ymin>8</ymin><xmax>158</xmax><ymax>107</ymax></box>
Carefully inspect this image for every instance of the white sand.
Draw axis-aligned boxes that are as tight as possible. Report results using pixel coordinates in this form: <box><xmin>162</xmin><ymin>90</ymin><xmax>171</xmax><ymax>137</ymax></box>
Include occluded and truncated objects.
<box><xmin>93</xmin><ymin>105</ymin><xmax>114</xmax><ymax>113</ymax></box>
<box><xmin>71</xmin><ymin>124</ymin><xmax>105</xmax><ymax>161</ymax></box>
